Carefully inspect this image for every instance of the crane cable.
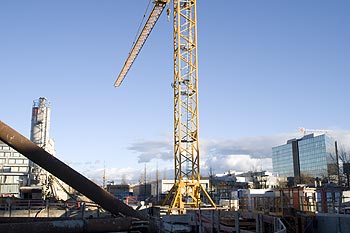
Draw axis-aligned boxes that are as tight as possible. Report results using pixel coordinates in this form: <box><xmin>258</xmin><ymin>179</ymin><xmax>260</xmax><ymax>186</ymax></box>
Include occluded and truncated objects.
<box><xmin>129</xmin><ymin>0</ymin><xmax>153</xmax><ymax>53</ymax></box>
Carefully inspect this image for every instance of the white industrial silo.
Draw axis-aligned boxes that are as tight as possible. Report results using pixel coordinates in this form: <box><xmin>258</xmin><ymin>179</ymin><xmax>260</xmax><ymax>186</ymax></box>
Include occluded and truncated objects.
<box><xmin>30</xmin><ymin>97</ymin><xmax>55</xmax><ymax>155</ymax></box>
<box><xmin>29</xmin><ymin>97</ymin><xmax>69</xmax><ymax>200</ymax></box>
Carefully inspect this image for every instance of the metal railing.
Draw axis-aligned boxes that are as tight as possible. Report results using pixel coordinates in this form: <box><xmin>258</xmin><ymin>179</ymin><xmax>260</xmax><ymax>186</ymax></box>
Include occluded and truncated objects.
<box><xmin>274</xmin><ymin>217</ymin><xmax>286</xmax><ymax>233</ymax></box>
<box><xmin>0</xmin><ymin>199</ymin><xmax>103</xmax><ymax>218</ymax></box>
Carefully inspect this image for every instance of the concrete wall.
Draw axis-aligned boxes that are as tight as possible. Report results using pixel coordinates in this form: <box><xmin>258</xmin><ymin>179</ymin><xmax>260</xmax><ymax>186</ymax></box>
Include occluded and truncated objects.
<box><xmin>316</xmin><ymin>213</ymin><xmax>350</xmax><ymax>233</ymax></box>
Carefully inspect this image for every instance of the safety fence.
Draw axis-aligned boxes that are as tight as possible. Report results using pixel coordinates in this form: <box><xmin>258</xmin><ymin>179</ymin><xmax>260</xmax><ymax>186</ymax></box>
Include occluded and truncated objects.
<box><xmin>187</xmin><ymin>209</ymin><xmax>286</xmax><ymax>233</ymax></box>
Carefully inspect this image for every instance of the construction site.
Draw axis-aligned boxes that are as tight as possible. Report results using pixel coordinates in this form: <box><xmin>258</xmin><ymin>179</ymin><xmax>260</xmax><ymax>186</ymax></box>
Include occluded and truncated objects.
<box><xmin>1</xmin><ymin>120</ymin><xmax>350</xmax><ymax>233</ymax></box>
<box><xmin>1</xmin><ymin>0</ymin><xmax>350</xmax><ymax>232</ymax></box>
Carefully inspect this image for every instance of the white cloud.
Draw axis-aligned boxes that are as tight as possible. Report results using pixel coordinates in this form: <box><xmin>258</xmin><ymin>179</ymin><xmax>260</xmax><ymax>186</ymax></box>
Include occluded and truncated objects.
<box><xmin>200</xmin><ymin>133</ymin><xmax>300</xmax><ymax>159</ymax></box>
<box><xmin>72</xmin><ymin>130</ymin><xmax>350</xmax><ymax>184</ymax></box>
<box><xmin>330</xmin><ymin>130</ymin><xmax>350</xmax><ymax>151</ymax></box>
<box><xmin>79</xmin><ymin>166</ymin><xmax>143</xmax><ymax>185</ymax></box>
<box><xmin>126</xmin><ymin>132</ymin><xmax>301</xmax><ymax>164</ymax></box>
<box><xmin>202</xmin><ymin>154</ymin><xmax>272</xmax><ymax>174</ymax></box>
<box><xmin>127</xmin><ymin>139</ymin><xmax>173</xmax><ymax>163</ymax></box>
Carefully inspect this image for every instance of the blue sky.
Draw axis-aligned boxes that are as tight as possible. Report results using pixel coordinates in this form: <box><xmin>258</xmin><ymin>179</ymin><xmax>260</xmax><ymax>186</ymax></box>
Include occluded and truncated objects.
<box><xmin>1</xmin><ymin>1</ymin><xmax>350</xmax><ymax>184</ymax></box>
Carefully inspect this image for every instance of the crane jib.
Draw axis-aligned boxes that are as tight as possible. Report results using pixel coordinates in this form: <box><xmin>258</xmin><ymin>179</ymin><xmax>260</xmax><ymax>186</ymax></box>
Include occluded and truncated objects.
<box><xmin>114</xmin><ymin>2</ymin><xmax>167</xmax><ymax>87</ymax></box>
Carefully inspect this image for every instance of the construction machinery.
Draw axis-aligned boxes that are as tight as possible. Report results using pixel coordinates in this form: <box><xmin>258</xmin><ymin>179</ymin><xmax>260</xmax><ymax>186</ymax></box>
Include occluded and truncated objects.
<box><xmin>114</xmin><ymin>0</ymin><xmax>216</xmax><ymax>213</ymax></box>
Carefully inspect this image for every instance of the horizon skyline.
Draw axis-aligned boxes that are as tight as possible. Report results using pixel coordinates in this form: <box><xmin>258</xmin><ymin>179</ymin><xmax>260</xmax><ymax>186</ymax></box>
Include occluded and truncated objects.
<box><xmin>2</xmin><ymin>107</ymin><xmax>350</xmax><ymax>185</ymax></box>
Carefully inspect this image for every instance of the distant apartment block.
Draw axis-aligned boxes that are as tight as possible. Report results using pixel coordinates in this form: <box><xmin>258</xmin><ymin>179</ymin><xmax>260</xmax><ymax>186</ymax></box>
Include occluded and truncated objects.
<box><xmin>106</xmin><ymin>184</ymin><xmax>133</xmax><ymax>199</ymax></box>
<box><xmin>0</xmin><ymin>140</ymin><xmax>33</xmax><ymax>197</ymax></box>
<box><xmin>272</xmin><ymin>133</ymin><xmax>337</xmax><ymax>184</ymax></box>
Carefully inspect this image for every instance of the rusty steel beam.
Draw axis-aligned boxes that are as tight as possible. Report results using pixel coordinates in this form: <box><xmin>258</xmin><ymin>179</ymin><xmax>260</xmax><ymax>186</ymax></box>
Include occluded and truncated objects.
<box><xmin>0</xmin><ymin>217</ymin><xmax>143</xmax><ymax>233</ymax></box>
<box><xmin>0</xmin><ymin>121</ymin><xmax>146</xmax><ymax>221</ymax></box>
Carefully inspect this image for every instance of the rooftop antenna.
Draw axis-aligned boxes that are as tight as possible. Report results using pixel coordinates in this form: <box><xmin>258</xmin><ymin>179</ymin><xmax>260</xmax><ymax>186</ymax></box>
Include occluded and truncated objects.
<box><xmin>299</xmin><ymin>127</ymin><xmax>329</xmax><ymax>136</ymax></box>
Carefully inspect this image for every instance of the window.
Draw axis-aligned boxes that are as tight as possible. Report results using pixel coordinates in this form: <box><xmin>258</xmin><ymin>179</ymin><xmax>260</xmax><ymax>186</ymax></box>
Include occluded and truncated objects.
<box><xmin>1</xmin><ymin>146</ymin><xmax>10</xmax><ymax>151</ymax></box>
<box><xmin>16</xmin><ymin>159</ymin><xmax>24</xmax><ymax>164</ymax></box>
<box><xmin>8</xmin><ymin>159</ymin><xmax>16</xmax><ymax>164</ymax></box>
<box><xmin>19</xmin><ymin>167</ymin><xmax>28</xmax><ymax>172</ymax></box>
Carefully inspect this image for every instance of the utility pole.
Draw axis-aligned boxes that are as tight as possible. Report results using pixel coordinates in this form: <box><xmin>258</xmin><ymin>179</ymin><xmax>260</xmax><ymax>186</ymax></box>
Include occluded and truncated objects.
<box><xmin>156</xmin><ymin>162</ymin><xmax>160</xmax><ymax>203</ymax></box>
<box><xmin>103</xmin><ymin>161</ymin><xmax>106</xmax><ymax>189</ymax></box>
<box><xmin>144</xmin><ymin>163</ymin><xmax>147</xmax><ymax>199</ymax></box>
<box><xmin>335</xmin><ymin>141</ymin><xmax>340</xmax><ymax>186</ymax></box>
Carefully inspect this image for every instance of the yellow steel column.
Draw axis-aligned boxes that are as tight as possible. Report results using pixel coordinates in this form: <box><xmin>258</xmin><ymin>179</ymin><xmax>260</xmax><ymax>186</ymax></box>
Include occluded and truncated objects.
<box><xmin>164</xmin><ymin>0</ymin><xmax>216</xmax><ymax>213</ymax></box>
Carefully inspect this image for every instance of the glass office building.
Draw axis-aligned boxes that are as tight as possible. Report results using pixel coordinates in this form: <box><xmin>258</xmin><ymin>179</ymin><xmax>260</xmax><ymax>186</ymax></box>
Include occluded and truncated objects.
<box><xmin>298</xmin><ymin>134</ymin><xmax>335</xmax><ymax>178</ymax></box>
<box><xmin>272</xmin><ymin>143</ymin><xmax>294</xmax><ymax>177</ymax></box>
<box><xmin>272</xmin><ymin>134</ymin><xmax>337</xmax><ymax>183</ymax></box>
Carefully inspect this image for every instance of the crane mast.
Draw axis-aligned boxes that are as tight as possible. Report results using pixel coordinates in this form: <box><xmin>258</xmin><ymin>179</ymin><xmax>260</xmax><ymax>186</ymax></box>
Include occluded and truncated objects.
<box><xmin>114</xmin><ymin>0</ymin><xmax>215</xmax><ymax>213</ymax></box>
<box><xmin>163</xmin><ymin>0</ymin><xmax>215</xmax><ymax>212</ymax></box>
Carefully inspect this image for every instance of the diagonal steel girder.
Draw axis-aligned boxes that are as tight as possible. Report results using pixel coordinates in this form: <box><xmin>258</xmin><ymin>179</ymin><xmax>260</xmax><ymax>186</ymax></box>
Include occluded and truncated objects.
<box><xmin>0</xmin><ymin>120</ymin><xmax>147</xmax><ymax>221</ymax></box>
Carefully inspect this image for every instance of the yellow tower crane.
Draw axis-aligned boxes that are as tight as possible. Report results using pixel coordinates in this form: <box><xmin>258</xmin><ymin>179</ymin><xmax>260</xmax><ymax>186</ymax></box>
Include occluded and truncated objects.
<box><xmin>114</xmin><ymin>0</ymin><xmax>216</xmax><ymax>213</ymax></box>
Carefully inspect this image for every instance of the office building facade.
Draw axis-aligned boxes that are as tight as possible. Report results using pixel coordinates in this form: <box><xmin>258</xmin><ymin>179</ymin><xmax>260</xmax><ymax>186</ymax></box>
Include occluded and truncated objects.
<box><xmin>272</xmin><ymin>134</ymin><xmax>337</xmax><ymax>183</ymax></box>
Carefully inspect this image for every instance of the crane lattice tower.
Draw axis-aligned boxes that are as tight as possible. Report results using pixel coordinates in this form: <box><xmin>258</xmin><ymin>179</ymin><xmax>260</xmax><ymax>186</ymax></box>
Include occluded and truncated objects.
<box><xmin>114</xmin><ymin>0</ymin><xmax>215</xmax><ymax>213</ymax></box>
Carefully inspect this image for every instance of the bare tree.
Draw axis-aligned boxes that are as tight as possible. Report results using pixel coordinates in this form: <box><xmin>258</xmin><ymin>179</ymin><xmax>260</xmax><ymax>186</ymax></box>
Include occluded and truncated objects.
<box><xmin>147</xmin><ymin>174</ymin><xmax>152</xmax><ymax>183</ymax></box>
<box><xmin>163</xmin><ymin>168</ymin><xmax>167</xmax><ymax>180</ymax></box>
<box><xmin>139</xmin><ymin>173</ymin><xmax>145</xmax><ymax>184</ymax></box>
<box><xmin>338</xmin><ymin>145</ymin><xmax>350</xmax><ymax>163</ymax></box>
<box><xmin>121</xmin><ymin>174</ymin><xmax>128</xmax><ymax>185</ymax></box>
<box><xmin>329</xmin><ymin>143</ymin><xmax>350</xmax><ymax>165</ymax></box>
<box><xmin>338</xmin><ymin>145</ymin><xmax>350</xmax><ymax>187</ymax></box>
<box><xmin>277</xmin><ymin>177</ymin><xmax>288</xmax><ymax>189</ymax></box>
<box><xmin>329</xmin><ymin>142</ymin><xmax>350</xmax><ymax>186</ymax></box>
<box><xmin>300</xmin><ymin>173</ymin><xmax>315</xmax><ymax>185</ymax></box>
